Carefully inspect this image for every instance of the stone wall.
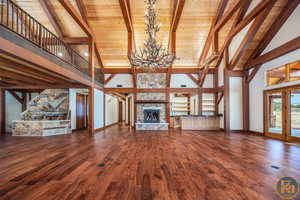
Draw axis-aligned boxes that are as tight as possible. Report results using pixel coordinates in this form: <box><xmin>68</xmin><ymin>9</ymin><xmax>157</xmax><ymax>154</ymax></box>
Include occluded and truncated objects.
<box><xmin>137</xmin><ymin>93</ymin><xmax>166</xmax><ymax>100</ymax></box>
<box><xmin>137</xmin><ymin>73</ymin><xmax>166</xmax><ymax>88</ymax></box>
<box><xmin>21</xmin><ymin>89</ymin><xmax>69</xmax><ymax>120</ymax></box>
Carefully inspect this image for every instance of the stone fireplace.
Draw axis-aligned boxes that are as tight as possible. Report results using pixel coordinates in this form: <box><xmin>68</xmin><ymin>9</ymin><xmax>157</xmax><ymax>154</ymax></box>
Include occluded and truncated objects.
<box><xmin>135</xmin><ymin>73</ymin><xmax>169</xmax><ymax>130</ymax></box>
<box><xmin>144</xmin><ymin>108</ymin><xmax>160</xmax><ymax>123</ymax></box>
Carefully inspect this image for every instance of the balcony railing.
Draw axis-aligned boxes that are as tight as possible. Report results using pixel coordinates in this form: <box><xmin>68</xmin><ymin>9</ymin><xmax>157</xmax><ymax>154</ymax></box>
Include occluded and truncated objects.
<box><xmin>0</xmin><ymin>0</ymin><xmax>89</xmax><ymax>76</ymax></box>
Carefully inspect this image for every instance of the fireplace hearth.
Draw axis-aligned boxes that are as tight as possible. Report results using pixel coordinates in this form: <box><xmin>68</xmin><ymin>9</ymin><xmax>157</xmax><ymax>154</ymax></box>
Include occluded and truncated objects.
<box><xmin>144</xmin><ymin>109</ymin><xmax>160</xmax><ymax>123</ymax></box>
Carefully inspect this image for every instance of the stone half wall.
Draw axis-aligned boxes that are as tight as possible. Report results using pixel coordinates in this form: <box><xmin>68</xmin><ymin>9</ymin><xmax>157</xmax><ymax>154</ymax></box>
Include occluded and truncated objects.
<box><xmin>137</xmin><ymin>104</ymin><xmax>166</xmax><ymax>123</ymax></box>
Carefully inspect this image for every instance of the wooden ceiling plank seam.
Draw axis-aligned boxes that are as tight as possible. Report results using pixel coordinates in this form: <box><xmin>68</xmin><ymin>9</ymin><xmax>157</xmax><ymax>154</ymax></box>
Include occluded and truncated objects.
<box><xmin>229</xmin><ymin>1</ymin><xmax>276</xmax><ymax>70</ymax></box>
<box><xmin>199</xmin><ymin>0</ymin><xmax>229</xmax><ymax>65</ymax></box>
<box><xmin>38</xmin><ymin>0</ymin><xmax>65</xmax><ymax>37</ymax></box>
<box><xmin>244</xmin><ymin>0</ymin><xmax>300</xmax><ymax>70</ymax></box>
<box><xmin>247</xmin><ymin>36</ymin><xmax>300</xmax><ymax>68</ymax></box>
<box><xmin>58</xmin><ymin>0</ymin><xmax>93</xmax><ymax>38</ymax></box>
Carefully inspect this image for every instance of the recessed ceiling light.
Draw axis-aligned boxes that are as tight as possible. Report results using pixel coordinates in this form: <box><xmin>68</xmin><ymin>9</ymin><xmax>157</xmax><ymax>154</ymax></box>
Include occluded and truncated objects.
<box><xmin>84</xmin><ymin>52</ymin><xmax>89</xmax><ymax>57</ymax></box>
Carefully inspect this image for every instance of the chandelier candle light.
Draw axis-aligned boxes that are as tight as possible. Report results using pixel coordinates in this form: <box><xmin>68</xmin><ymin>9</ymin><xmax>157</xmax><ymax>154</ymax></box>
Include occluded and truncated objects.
<box><xmin>129</xmin><ymin>0</ymin><xmax>178</xmax><ymax>71</ymax></box>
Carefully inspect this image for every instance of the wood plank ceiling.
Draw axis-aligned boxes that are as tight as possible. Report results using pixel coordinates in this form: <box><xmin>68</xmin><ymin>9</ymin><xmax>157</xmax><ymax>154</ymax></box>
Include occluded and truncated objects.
<box><xmin>9</xmin><ymin>0</ymin><xmax>295</xmax><ymax>71</ymax></box>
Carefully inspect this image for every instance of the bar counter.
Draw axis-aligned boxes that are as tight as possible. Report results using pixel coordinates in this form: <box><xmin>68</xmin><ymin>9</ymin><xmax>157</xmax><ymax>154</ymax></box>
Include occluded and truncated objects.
<box><xmin>179</xmin><ymin>115</ymin><xmax>221</xmax><ymax>130</ymax></box>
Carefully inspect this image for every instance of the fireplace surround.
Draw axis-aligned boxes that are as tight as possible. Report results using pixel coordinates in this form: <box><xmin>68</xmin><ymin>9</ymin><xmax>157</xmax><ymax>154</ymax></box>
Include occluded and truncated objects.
<box><xmin>144</xmin><ymin>108</ymin><xmax>160</xmax><ymax>123</ymax></box>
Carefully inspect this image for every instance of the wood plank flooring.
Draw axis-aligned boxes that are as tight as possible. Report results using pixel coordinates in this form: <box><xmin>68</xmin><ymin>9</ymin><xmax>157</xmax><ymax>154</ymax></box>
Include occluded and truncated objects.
<box><xmin>0</xmin><ymin>124</ymin><xmax>300</xmax><ymax>200</ymax></box>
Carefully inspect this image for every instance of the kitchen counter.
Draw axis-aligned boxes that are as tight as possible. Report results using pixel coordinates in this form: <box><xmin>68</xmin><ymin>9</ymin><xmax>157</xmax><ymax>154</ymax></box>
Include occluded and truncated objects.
<box><xmin>180</xmin><ymin>115</ymin><xmax>221</xmax><ymax>130</ymax></box>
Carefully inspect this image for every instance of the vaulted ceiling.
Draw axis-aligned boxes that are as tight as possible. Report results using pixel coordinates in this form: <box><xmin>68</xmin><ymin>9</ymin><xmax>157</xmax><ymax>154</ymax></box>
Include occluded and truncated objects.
<box><xmin>12</xmin><ymin>0</ymin><xmax>294</xmax><ymax>71</ymax></box>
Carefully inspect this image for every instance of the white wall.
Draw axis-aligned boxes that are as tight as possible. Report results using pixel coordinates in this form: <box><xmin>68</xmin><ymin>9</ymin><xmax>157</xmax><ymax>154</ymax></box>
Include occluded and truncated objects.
<box><xmin>229</xmin><ymin>77</ymin><xmax>243</xmax><ymax>130</ymax></box>
<box><xmin>94</xmin><ymin>88</ymin><xmax>104</xmax><ymax>129</ymax></box>
<box><xmin>263</xmin><ymin>5</ymin><xmax>300</xmax><ymax>54</ymax></box>
<box><xmin>203</xmin><ymin>74</ymin><xmax>214</xmax><ymax>88</ymax></box>
<box><xmin>5</xmin><ymin>92</ymin><xmax>22</xmax><ymax>132</ymax></box>
<box><xmin>105</xmin><ymin>94</ymin><xmax>119</xmax><ymax>126</ymax></box>
<box><xmin>105</xmin><ymin>74</ymin><xmax>133</xmax><ymax>88</ymax></box>
<box><xmin>249</xmin><ymin>6</ymin><xmax>300</xmax><ymax>133</ymax></box>
<box><xmin>171</xmin><ymin>74</ymin><xmax>198</xmax><ymax>88</ymax></box>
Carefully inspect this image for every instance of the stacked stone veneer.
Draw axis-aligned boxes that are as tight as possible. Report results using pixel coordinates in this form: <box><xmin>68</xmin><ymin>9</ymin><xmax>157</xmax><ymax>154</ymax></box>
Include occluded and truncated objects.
<box><xmin>21</xmin><ymin>89</ymin><xmax>69</xmax><ymax>120</ymax></box>
<box><xmin>136</xmin><ymin>73</ymin><xmax>168</xmax><ymax>130</ymax></box>
<box><xmin>137</xmin><ymin>93</ymin><xmax>166</xmax><ymax>101</ymax></box>
<box><xmin>137</xmin><ymin>73</ymin><xmax>166</xmax><ymax>88</ymax></box>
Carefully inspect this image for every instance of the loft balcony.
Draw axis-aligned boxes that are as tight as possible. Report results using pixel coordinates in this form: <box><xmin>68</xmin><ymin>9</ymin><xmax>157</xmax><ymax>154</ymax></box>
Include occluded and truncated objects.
<box><xmin>0</xmin><ymin>0</ymin><xmax>103</xmax><ymax>88</ymax></box>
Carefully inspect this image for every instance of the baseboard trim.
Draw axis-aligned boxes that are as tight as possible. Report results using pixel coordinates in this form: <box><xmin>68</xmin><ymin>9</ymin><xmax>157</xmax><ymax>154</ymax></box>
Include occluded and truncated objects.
<box><xmin>248</xmin><ymin>131</ymin><xmax>264</xmax><ymax>136</ymax></box>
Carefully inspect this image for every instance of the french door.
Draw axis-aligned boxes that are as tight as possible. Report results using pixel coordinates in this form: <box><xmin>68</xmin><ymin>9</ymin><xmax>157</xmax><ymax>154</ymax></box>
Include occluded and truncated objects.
<box><xmin>264</xmin><ymin>86</ymin><xmax>300</xmax><ymax>142</ymax></box>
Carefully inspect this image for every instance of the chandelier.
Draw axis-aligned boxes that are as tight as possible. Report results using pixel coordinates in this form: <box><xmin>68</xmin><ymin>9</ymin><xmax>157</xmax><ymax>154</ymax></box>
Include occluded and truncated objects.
<box><xmin>129</xmin><ymin>0</ymin><xmax>177</xmax><ymax>71</ymax></box>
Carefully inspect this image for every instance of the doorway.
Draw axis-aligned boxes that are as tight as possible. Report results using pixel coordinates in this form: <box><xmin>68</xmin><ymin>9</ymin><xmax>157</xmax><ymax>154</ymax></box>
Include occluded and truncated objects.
<box><xmin>76</xmin><ymin>93</ymin><xmax>87</xmax><ymax>130</ymax></box>
<box><xmin>119</xmin><ymin>101</ymin><xmax>123</xmax><ymax>123</ymax></box>
<box><xmin>264</xmin><ymin>86</ymin><xmax>300</xmax><ymax>142</ymax></box>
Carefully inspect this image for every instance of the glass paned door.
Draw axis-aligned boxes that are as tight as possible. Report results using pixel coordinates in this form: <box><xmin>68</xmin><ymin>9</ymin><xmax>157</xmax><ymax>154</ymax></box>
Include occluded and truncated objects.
<box><xmin>289</xmin><ymin>89</ymin><xmax>300</xmax><ymax>138</ymax></box>
<box><xmin>266</xmin><ymin>92</ymin><xmax>284</xmax><ymax>138</ymax></box>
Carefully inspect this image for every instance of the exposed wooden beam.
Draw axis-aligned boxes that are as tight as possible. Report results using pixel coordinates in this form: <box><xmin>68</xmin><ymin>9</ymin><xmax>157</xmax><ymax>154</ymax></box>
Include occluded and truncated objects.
<box><xmin>58</xmin><ymin>0</ymin><xmax>93</xmax><ymax>37</ymax></box>
<box><xmin>104</xmin><ymin>74</ymin><xmax>116</xmax><ymax>85</ymax></box>
<box><xmin>244</xmin><ymin>0</ymin><xmax>300</xmax><ymax>70</ymax></box>
<box><xmin>167</xmin><ymin>0</ymin><xmax>185</xmax><ymax>88</ymax></box>
<box><xmin>61</xmin><ymin>37</ymin><xmax>89</xmax><ymax>45</ymax></box>
<box><xmin>217</xmin><ymin>92</ymin><xmax>224</xmax><ymax>105</ymax></box>
<box><xmin>74</xmin><ymin>0</ymin><xmax>104</xmax><ymax>69</ymax></box>
<box><xmin>7</xmin><ymin>91</ymin><xmax>23</xmax><ymax>104</ymax></box>
<box><xmin>0</xmin><ymin>69</ymin><xmax>54</xmax><ymax>85</ymax></box>
<box><xmin>101</xmin><ymin>68</ymin><xmax>216</xmax><ymax>74</ymax></box>
<box><xmin>247</xmin><ymin>36</ymin><xmax>300</xmax><ymax>68</ymax></box>
<box><xmin>199</xmin><ymin>0</ymin><xmax>229</xmax><ymax>65</ymax></box>
<box><xmin>187</xmin><ymin>74</ymin><xmax>199</xmax><ymax>85</ymax></box>
<box><xmin>199</xmin><ymin>53</ymin><xmax>219</xmax><ymax>87</ymax></box>
<box><xmin>246</xmin><ymin>65</ymin><xmax>262</xmax><ymax>83</ymax></box>
<box><xmin>229</xmin><ymin>2</ymin><xmax>275</xmax><ymax>69</ymax></box>
<box><xmin>38</xmin><ymin>0</ymin><xmax>64</xmax><ymax>37</ymax></box>
<box><xmin>75</xmin><ymin>0</ymin><xmax>89</xmax><ymax>24</ymax></box>
<box><xmin>229</xmin><ymin>0</ymin><xmax>275</xmax><ymax>37</ymax></box>
<box><xmin>214</xmin><ymin>0</ymin><xmax>242</xmax><ymax>32</ymax></box>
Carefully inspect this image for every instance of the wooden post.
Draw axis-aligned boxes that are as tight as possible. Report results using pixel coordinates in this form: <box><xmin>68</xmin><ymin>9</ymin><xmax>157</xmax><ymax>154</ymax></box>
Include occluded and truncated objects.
<box><xmin>88</xmin><ymin>39</ymin><xmax>95</xmax><ymax>135</ymax></box>
<box><xmin>166</xmin><ymin>91</ymin><xmax>170</xmax><ymax>125</ymax></box>
<box><xmin>224</xmin><ymin>69</ymin><xmax>230</xmax><ymax>133</ymax></box>
<box><xmin>198</xmin><ymin>88</ymin><xmax>202</xmax><ymax>115</ymax></box>
<box><xmin>0</xmin><ymin>89</ymin><xmax>6</xmax><ymax>135</ymax></box>
<box><xmin>243</xmin><ymin>73</ymin><xmax>250</xmax><ymax>132</ymax></box>
<box><xmin>134</xmin><ymin>93</ymin><xmax>137</xmax><ymax>129</ymax></box>
<box><xmin>21</xmin><ymin>92</ymin><xmax>27</xmax><ymax>112</ymax></box>
<box><xmin>214</xmin><ymin>69</ymin><xmax>219</xmax><ymax>114</ymax></box>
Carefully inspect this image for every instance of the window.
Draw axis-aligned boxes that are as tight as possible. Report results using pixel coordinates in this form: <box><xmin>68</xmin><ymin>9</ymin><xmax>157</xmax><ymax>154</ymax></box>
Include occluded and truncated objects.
<box><xmin>266</xmin><ymin>60</ymin><xmax>300</xmax><ymax>86</ymax></box>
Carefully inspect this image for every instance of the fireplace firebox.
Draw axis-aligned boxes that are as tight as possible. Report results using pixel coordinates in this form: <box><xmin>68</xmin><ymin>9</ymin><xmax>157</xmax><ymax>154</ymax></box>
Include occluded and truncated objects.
<box><xmin>144</xmin><ymin>109</ymin><xmax>160</xmax><ymax>123</ymax></box>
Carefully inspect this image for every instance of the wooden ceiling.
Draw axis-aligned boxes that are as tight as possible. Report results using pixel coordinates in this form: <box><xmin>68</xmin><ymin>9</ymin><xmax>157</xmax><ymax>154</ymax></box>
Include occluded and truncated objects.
<box><xmin>10</xmin><ymin>0</ymin><xmax>296</xmax><ymax>71</ymax></box>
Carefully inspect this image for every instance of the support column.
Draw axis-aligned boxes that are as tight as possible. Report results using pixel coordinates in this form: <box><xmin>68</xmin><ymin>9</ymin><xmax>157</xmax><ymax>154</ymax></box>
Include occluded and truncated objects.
<box><xmin>224</xmin><ymin>69</ymin><xmax>230</xmax><ymax>133</ymax></box>
<box><xmin>166</xmin><ymin>90</ymin><xmax>170</xmax><ymax>125</ymax></box>
<box><xmin>88</xmin><ymin>39</ymin><xmax>95</xmax><ymax>135</ymax></box>
<box><xmin>0</xmin><ymin>89</ymin><xmax>5</xmax><ymax>135</ymax></box>
<box><xmin>243</xmin><ymin>74</ymin><xmax>250</xmax><ymax>132</ymax></box>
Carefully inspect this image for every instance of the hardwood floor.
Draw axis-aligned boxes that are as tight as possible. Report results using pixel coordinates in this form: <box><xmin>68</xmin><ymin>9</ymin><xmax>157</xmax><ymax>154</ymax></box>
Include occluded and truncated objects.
<box><xmin>0</xmin><ymin>124</ymin><xmax>300</xmax><ymax>200</ymax></box>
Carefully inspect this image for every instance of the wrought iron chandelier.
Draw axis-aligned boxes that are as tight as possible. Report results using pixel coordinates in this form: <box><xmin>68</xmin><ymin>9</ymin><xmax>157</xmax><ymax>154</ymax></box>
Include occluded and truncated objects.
<box><xmin>129</xmin><ymin>0</ymin><xmax>177</xmax><ymax>71</ymax></box>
